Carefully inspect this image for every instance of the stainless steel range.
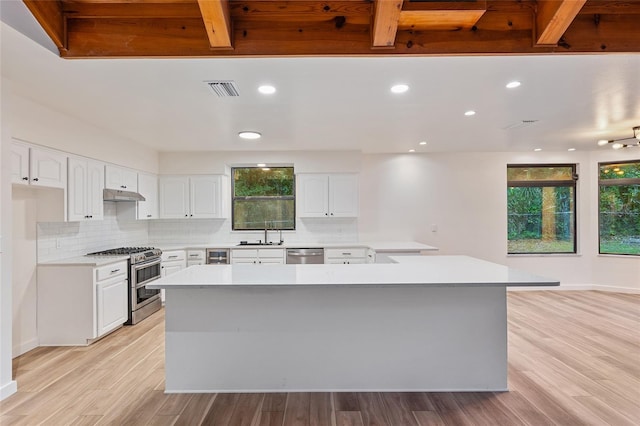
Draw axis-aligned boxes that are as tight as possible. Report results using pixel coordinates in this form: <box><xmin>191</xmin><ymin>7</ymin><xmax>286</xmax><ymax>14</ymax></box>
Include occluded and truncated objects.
<box><xmin>87</xmin><ymin>247</ymin><xmax>162</xmax><ymax>324</ymax></box>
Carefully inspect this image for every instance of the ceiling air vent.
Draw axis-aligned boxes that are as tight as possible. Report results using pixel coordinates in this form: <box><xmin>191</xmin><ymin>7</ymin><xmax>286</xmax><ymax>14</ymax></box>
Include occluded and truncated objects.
<box><xmin>502</xmin><ymin>120</ymin><xmax>539</xmax><ymax>130</ymax></box>
<box><xmin>205</xmin><ymin>80</ymin><xmax>240</xmax><ymax>97</ymax></box>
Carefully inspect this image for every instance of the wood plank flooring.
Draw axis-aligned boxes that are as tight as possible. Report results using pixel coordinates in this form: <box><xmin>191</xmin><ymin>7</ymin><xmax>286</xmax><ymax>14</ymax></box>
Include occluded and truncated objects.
<box><xmin>1</xmin><ymin>291</ymin><xmax>638</xmax><ymax>425</ymax></box>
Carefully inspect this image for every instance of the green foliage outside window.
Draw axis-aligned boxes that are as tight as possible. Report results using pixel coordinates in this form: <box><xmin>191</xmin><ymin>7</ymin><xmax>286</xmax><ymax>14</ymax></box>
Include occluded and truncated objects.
<box><xmin>507</xmin><ymin>165</ymin><xmax>576</xmax><ymax>254</ymax></box>
<box><xmin>232</xmin><ymin>167</ymin><xmax>295</xmax><ymax>231</ymax></box>
<box><xmin>599</xmin><ymin>161</ymin><xmax>640</xmax><ymax>255</ymax></box>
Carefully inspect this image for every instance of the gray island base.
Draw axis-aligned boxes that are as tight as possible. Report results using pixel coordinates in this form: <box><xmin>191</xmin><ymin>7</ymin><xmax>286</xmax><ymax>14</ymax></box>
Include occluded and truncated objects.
<box><xmin>148</xmin><ymin>255</ymin><xmax>559</xmax><ymax>393</ymax></box>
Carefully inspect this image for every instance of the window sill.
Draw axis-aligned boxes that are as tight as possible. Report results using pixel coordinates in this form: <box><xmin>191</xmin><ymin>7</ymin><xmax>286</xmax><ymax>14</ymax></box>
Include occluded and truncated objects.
<box><xmin>507</xmin><ymin>253</ymin><xmax>582</xmax><ymax>258</ymax></box>
<box><xmin>597</xmin><ymin>254</ymin><xmax>640</xmax><ymax>259</ymax></box>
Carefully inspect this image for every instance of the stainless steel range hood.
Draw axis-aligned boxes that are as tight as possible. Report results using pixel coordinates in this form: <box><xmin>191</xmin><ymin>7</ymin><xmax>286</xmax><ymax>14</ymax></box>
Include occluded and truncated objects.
<box><xmin>103</xmin><ymin>188</ymin><xmax>145</xmax><ymax>202</ymax></box>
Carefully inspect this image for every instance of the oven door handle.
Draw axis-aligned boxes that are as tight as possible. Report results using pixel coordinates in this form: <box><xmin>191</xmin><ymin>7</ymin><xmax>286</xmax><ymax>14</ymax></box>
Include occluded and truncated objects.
<box><xmin>135</xmin><ymin>275</ymin><xmax>161</xmax><ymax>289</ymax></box>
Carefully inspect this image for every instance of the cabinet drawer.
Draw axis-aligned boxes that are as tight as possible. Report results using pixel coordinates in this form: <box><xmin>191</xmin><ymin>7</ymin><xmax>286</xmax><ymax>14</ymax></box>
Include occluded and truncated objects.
<box><xmin>96</xmin><ymin>261</ymin><xmax>128</xmax><ymax>282</ymax></box>
<box><xmin>325</xmin><ymin>248</ymin><xmax>366</xmax><ymax>259</ymax></box>
<box><xmin>232</xmin><ymin>249</ymin><xmax>258</xmax><ymax>258</ymax></box>
<box><xmin>258</xmin><ymin>249</ymin><xmax>285</xmax><ymax>258</ymax></box>
<box><xmin>162</xmin><ymin>250</ymin><xmax>185</xmax><ymax>262</ymax></box>
<box><xmin>186</xmin><ymin>250</ymin><xmax>205</xmax><ymax>260</ymax></box>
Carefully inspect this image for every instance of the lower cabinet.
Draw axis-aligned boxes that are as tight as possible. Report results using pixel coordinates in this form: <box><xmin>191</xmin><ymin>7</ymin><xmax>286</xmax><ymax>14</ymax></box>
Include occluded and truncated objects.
<box><xmin>186</xmin><ymin>249</ymin><xmax>206</xmax><ymax>266</ymax></box>
<box><xmin>231</xmin><ymin>248</ymin><xmax>285</xmax><ymax>264</ymax></box>
<box><xmin>37</xmin><ymin>260</ymin><xmax>128</xmax><ymax>345</ymax></box>
<box><xmin>325</xmin><ymin>248</ymin><xmax>368</xmax><ymax>264</ymax></box>
<box><xmin>161</xmin><ymin>250</ymin><xmax>187</xmax><ymax>302</ymax></box>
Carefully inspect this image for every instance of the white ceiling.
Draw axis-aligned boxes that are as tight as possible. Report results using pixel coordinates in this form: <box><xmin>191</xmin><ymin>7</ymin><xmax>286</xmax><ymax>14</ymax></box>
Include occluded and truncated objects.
<box><xmin>1</xmin><ymin>17</ymin><xmax>639</xmax><ymax>154</ymax></box>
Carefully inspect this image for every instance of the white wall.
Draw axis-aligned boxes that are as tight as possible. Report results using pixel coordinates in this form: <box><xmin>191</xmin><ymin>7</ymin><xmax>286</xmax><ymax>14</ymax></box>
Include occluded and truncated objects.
<box><xmin>359</xmin><ymin>151</ymin><xmax>639</xmax><ymax>291</ymax></box>
<box><xmin>1</xmin><ymin>78</ymin><xmax>18</xmax><ymax>399</ymax></box>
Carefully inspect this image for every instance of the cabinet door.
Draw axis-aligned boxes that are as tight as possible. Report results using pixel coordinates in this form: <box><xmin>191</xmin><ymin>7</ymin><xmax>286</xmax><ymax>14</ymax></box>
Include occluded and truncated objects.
<box><xmin>10</xmin><ymin>143</ymin><xmax>30</xmax><ymax>185</ymax></box>
<box><xmin>190</xmin><ymin>176</ymin><xmax>221</xmax><ymax>218</ymax></box>
<box><xmin>329</xmin><ymin>174</ymin><xmax>358</xmax><ymax>217</ymax></box>
<box><xmin>67</xmin><ymin>158</ymin><xmax>88</xmax><ymax>221</ymax></box>
<box><xmin>96</xmin><ymin>277</ymin><xmax>128</xmax><ymax>337</ymax></box>
<box><xmin>30</xmin><ymin>148</ymin><xmax>67</xmax><ymax>188</ymax></box>
<box><xmin>159</xmin><ymin>176</ymin><xmax>190</xmax><ymax>218</ymax></box>
<box><xmin>138</xmin><ymin>173</ymin><xmax>159</xmax><ymax>219</ymax></box>
<box><xmin>162</xmin><ymin>263</ymin><xmax>184</xmax><ymax>277</ymax></box>
<box><xmin>297</xmin><ymin>174</ymin><xmax>329</xmax><ymax>217</ymax></box>
<box><xmin>86</xmin><ymin>160</ymin><xmax>105</xmax><ymax>220</ymax></box>
<box><xmin>105</xmin><ymin>165</ymin><xmax>138</xmax><ymax>191</ymax></box>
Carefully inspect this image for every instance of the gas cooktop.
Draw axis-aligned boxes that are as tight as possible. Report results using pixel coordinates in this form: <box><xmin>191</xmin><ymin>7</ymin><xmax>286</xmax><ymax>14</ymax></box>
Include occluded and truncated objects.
<box><xmin>87</xmin><ymin>247</ymin><xmax>158</xmax><ymax>256</ymax></box>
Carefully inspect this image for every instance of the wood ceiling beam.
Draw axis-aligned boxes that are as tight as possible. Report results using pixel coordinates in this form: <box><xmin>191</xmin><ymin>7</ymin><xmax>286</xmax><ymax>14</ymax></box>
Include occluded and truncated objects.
<box><xmin>372</xmin><ymin>0</ymin><xmax>404</xmax><ymax>48</ymax></box>
<box><xmin>23</xmin><ymin>0</ymin><xmax>66</xmax><ymax>51</ymax></box>
<box><xmin>535</xmin><ymin>0</ymin><xmax>587</xmax><ymax>46</ymax></box>
<box><xmin>197</xmin><ymin>0</ymin><xmax>232</xmax><ymax>49</ymax></box>
<box><xmin>61</xmin><ymin>2</ymin><xmax>202</xmax><ymax>19</ymax></box>
<box><xmin>60</xmin><ymin>10</ymin><xmax>640</xmax><ymax>58</ymax></box>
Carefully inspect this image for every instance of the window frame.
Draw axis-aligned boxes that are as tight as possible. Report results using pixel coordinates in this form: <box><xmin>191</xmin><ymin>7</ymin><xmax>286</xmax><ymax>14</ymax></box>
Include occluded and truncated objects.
<box><xmin>231</xmin><ymin>166</ymin><xmax>296</xmax><ymax>231</ymax></box>
<box><xmin>507</xmin><ymin>163</ymin><xmax>578</xmax><ymax>255</ymax></box>
<box><xmin>597</xmin><ymin>160</ymin><xmax>640</xmax><ymax>256</ymax></box>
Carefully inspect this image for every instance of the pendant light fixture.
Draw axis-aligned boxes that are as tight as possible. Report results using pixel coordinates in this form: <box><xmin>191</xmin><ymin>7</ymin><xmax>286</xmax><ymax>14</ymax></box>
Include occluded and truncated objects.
<box><xmin>597</xmin><ymin>126</ymin><xmax>640</xmax><ymax>149</ymax></box>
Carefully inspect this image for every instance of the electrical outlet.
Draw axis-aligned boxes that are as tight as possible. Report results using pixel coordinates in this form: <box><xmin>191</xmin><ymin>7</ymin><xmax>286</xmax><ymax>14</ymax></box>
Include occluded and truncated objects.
<box><xmin>431</xmin><ymin>224</ymin><xmax>438</xmax><ymax>233</ymax></box>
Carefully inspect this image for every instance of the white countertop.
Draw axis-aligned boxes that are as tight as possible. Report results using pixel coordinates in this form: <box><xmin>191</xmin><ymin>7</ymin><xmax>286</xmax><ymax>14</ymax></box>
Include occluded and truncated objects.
<box><xmin>148</xmin><ymin>255</ymin><xmax>559</xmax><ymax>289</ymax></box>
<box><xmin>38</xmin><ymin>255</ymin><xmax>130</xmax><ymax>267</ymax></box>
<box><xmin>160</xmin><ymin>241</ymin><xmax>439</xmax><ymax>252</ymax></box>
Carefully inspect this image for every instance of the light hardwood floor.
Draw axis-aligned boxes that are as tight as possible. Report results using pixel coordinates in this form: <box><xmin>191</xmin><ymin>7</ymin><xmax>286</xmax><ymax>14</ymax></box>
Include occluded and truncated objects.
<box><xmin>1</xmin><ymin>291</ymin><xmax>639</xmax><ymax>425</ymax></box>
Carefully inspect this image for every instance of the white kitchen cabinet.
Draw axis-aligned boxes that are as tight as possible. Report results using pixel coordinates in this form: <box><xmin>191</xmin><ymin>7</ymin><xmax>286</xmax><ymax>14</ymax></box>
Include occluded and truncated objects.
<box><xmin>137</xmin><ymin>172</ymin><xmax>159</xmax><ymax>220</ymax></box>
<box><xmin>161</xmin><ymin>250</ymin><xmax>187</xmax><ymax>276</ymax></box>
<box><xmin>159</xmin><ymin>175</ymin><xmax>226</xmax><ymax>219</ymax></box>
<box><xmin>96</xmin><ymin>273</ymin><xmax>128</xmax><ymax>337</ymax></box>
<box><xmin>297</xmin><ymin>174</ymin><xmax>358</xmax><ymax>218</ymax></box>
<box><xmin>37</xmin><ymin>260</ymin><xmax>128</xmax><ymax>345</ymax></box>
<box><xmin>231</xmin><ymin>248</ymin><xmax>285</xmax><ymax>265</ymax></box>
<box><xmin>68</xmin><ymin>157</ymin><xmax>105</xmax><ymax>221</ymax></box>
<box><xmin>325</xmin><ymin>247</ymin><xmax>367</xmax><ymax>264</ymax></box>
<box><xmin>105</xmin><ymin>164</ymin><xmax>138</xmax><ymax>192</ymax></box>
<box><xmin>11</xmin><ymin>141</ymin><xmax>67</xmax><ymax>189</ymax></box>
<box><xmin>186</xmin><ymin>249</ymin><xmax>206</xmax><ymax>266</ymax></box>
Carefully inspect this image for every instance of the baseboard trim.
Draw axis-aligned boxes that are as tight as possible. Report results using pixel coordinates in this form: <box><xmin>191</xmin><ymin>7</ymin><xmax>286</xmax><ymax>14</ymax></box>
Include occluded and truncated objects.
<box><xmin>13</xmin><ymin>337</ymin><xmax>39</xmax><ymax>358</ymax></box>
<box><xmin>508</xmin><ymin>284</ymin><xmax>639</xmax><ymax>294</ymax></box>
<box><xmin>1</xmin><ymin>380</ymin><xmax>18</xmax><ymax>400</ymax></box>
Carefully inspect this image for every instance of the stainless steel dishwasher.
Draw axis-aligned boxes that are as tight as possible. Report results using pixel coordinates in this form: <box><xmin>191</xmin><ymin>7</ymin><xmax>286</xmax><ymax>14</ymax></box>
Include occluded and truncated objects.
<box><xmin>286</xmin><ymin>248</ymin><xmax>324</xmax><ymax>264</ymax></box>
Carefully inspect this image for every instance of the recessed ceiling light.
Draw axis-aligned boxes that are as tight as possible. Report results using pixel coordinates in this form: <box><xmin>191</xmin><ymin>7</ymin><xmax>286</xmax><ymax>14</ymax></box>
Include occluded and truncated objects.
<box><xmin>506</xmin><ymin>81</ymin><xmax>521</xmax><ymax>89</ymax></box>
<box><xmin>534</xmin><ymin>148</ymin><xmax>542</xmax><ymax>152</ymax></box>
<box><xmin>391</xmin><ymin>84</ymin><xmax>409</xmax><ymax>94</ymax></box>
<box><xmin>567</xmin><ymin>148</ymin><xmax>576</xmax><ymax>152</ymax></box>
<box><xmin>419</xmin><ymin>141</ymin><xmax>427</xmax><ymax>145</ymax></box>
<box><xmin>258</xmin><ymin>85</ymin><xmax>276</xmax><ymax>95</ymax></box>
<box><xmin>408</xmin><ymin>149</ymin><xmax>416</xmax><ymax>153</ymax></box>
<box><xmin>464</xmin><ymin>110</ymin><xmax>476</xmax><ymax>116</ymax></box>
<box><xmin>256</xmin><ymin>163</ymin><xmax>266</xmax><ymax>167</ymax></box>
<box><xmin>238</xmin><ymin>131</ymin><xmax>261</xmax><ymax>140</ymax></box>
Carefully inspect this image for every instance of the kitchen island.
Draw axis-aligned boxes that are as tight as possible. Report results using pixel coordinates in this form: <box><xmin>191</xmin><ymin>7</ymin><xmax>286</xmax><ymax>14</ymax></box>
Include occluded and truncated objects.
<box><xmin>149</xmin><ymin>255</ymin><xmax>558</xmax><ymax>393</ymax></box>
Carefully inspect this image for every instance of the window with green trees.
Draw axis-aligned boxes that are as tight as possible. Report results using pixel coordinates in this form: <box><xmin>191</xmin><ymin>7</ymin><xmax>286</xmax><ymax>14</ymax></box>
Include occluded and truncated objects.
<box><xmin>507</xmin><ymin>164</ymin><xmax>577</xmax><ymax>254</ymax></box>
<box><xmin>599</xmin><ymin>160</ymin><xmax>640</xmax><ymax>255</ymax></box>
<box><xmin>232</xmin><ymin>167</ymin><xmax>295</xmax><ymax>231</ymax></box>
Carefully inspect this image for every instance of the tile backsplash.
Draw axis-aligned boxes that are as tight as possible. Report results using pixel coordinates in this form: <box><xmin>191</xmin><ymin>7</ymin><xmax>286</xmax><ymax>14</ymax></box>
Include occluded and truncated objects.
<box><xmin>37</xmin><ymin>203</ymin><xmax>148</xmax><ymax>262</ymax></box>
<box><xmin>38</xmin><ymin>203</ymin><xmax>358</xmax><ymax>261</ymax></box>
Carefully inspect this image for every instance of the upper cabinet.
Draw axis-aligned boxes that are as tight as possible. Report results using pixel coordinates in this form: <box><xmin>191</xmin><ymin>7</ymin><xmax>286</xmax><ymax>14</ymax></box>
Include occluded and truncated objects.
<box><xmin>11</xmin><ymin>141</ymin><xmax>67</xmax><ymax>189</ymax></box>
<box><xmin>159</xmin><ymin>175</ymin><xmax>227</xmax><ymax>219</ymax></box>
<box><xmin>137</xmin><ymin>173</ymin><xmax>159</xmax><ymax>220</ymax></box>
<box><xmin>297</xmin><ymin>173</ymin><xmax>358</xmax><ymax>218</ymax></box>
<box><xmin>105</xmin><ymin>164</ymin><xmax>138</xmax><ymax>192</ymax></box>
<box><xmin>68</xmin><ymin>157</ymin><xmax>105</xmax><ymax>221</ymax></box>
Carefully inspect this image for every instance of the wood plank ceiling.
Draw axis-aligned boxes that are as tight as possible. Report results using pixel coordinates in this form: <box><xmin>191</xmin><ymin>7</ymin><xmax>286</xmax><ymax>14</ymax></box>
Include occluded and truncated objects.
<box><xmin>22</xmin><ymin>0</ymin><xmax>640</xmax><ymax>58</ymax></box>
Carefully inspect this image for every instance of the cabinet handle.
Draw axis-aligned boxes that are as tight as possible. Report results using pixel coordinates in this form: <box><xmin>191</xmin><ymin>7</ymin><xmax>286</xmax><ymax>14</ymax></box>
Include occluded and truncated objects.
<box><xmin>121</xmin><ymin>185</ymin><xmax>126</xmax><ymax>189</ymax></box>
<box><xmin>330</xmin><ymin>213</ymin><xmax>334</xmax><ymax>216</ymax></box>
<box><xmin>185</xmin><ymin>214</ymin><xmax>188</xmax><ymax>217</ymax></box>
<box><xmin>32</xmin><ymin>178</ymin><xmax>39</xmax><ymax>182</ymax></box>
<box><xmin>342</xmin><ymin>253</ymin><xmax>351</xmax><ymax>256</ymax></box>
<box><xmin>189</xmin><ymin>254</ymin><xmax>199</xmax><ymax>257</ymax></box>
<box><xmin>168</xmin><ymin>255</ymin><xmax>178</xmax><ymax>259</ymax></box>
<box><xmin>111</xmin><ymin>269</ymin><xmax>120</xmax><ymax>273</ymax></box>
<box><xmin>147</xmin><ymin>215</ymin><xmax>152</xmax><ymax>218</ymax></box>
<box><xmin>325</xmin><ymin>213</ymin><xmax>328</xmax><ymax>216</ymax></box>
<box><xmin>190</xmin><ymin>214</ymin><xmax>193</xmax><ymax>217</ymax></box>
<box><xmin>22</xmin><ymin>177</ymin><xmax>28</xmax><ymax>181</ymax></box>
<box><xmin>89</xmin><ymin>215</ymin><xmax>93</xmax><ymax>218</ymax></box>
